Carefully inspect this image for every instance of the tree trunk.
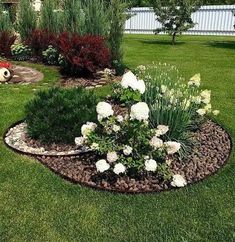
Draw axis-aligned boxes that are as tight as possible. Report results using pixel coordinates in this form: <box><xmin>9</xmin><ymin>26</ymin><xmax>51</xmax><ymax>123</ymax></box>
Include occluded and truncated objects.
<box><xmin>172</xmin><ymin>33</ymin><xmax>176</xmax><ymax>45</ymax></box>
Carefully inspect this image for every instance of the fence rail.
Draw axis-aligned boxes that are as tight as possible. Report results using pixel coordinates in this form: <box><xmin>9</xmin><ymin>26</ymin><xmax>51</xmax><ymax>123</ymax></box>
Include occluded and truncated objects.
<box><xmin>125</xmin><ymin>5</ymin><xmax>235</xmax><ymax>36</ymax></box>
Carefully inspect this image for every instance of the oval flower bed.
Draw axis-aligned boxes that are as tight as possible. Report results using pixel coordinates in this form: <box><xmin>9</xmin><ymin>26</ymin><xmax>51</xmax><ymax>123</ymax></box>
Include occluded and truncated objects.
<box><xmin>4</xmin><ymin>64</ymin><xmax>232</xmax><ymax>193</ymax></box>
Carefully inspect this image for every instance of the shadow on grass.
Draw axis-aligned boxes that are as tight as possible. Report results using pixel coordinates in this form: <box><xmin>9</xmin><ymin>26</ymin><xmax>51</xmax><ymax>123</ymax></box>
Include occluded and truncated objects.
<box><xmin>138</xmin><ymin>39</ymin><xmax>186</xmax><ymax>46</ymax></box>
<box><xmin>206</xmin><ymin>41</ymin><xmax>235</xmax><ymax>50</ymax></box>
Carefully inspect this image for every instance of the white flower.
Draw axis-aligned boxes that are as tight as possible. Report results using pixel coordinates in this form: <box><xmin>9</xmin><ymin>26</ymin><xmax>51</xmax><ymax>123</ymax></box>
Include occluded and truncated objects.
<box><xmin>213</xmin><ymin>110</ymin><xmax>220</xmax><ymax>116</ymax></box>
<box><xmin>112</xmin><ymin>124</ymin><xmax>121</xmax><ymax>133</ymax></box>
<box><xmin>121</xmin><ymin>71</ymin><xmax>137</xmax><ymax>89</ymax></box>
<box><xmin>91</xmin><ymin>143</ymin><xmax>99</xmax><ymax>150</ymax></box>
<box><xmin>130</xmin><ymin>102</ymin><xmax>149</xmax><ymax>121</ymax></box>
<box><xmin>196</xmin><ymin>109</ymin><xmax>206</xmax><ymax>116</ymax></box>
<box><xmin>145</xmin><ymin>159</ymin><xmax>157</xmax><ymax>172</ymax></box>
<box><xmin>204</xmin><ymin>103</ymin><xmax>212</xmax><ymax>113</ymax></box>
<box><xmin>137</xmin><ymin>65</ymin><xmax>146</xmax><ymax>72</ymax></box>
<box><xmin>161</xmin><ymin>85</ymin><xmax>167</xmax><ymax>94</ymax></box>
<box><xmin>75</xmin><ymin>137</ymin><xmax>86</xmax><ymax>146</ymax></box>
<box><xmin>123</xmin><ymin>145</ymin><xmax>133</xmax><ymax>156</ymax></box>
<box><xmin>113</xmin><ymin>163</ymin><xmax>126</xmax><ymax>175</ymax></box>
<box><xmin>166</xmin><ymin>159</ymin><xmax>172</xmax><ymax>166</ymax></box>
<box><xmin>116</xmin><ymin>115</ymin><xmax>124</xmax><ymax>123</ymax></box>
<box><xmin>96</xmin><ymin>159</ymin><xmax>110</xmax><ymax>173</ymax></box>
<box><xmin>107</xmin><ymin>151</ymin><xmax>118</xmax><ymax>163</ymax></box>
<box><xmin>96</xmin><ymin>102</ymin><xmax>114</xmax><ymax>121</ymax></box>
<box><xmin>120</xmin><ymin>71</ymin><xmax>146</xmax><ymax>94</ymax></box>
<box><xmin>136</xmin><ymin>79</ymin><xmax>146</xmax><ymax>94</ymax></box>
<box><xmin>81</xmin><ymin>122</ymin><xmax>97</xmax><ymax>137</ymax></box>
<box><xmin>144</xmin><ymin>155</ymin><xmax>150</xmax><ymax>160</ymax></box>
<box><xmin>191</xmin><ymin>96</ymin><xmax>202</xmax><ymax>104</ymax></box>
<box><xmin>155</xmin><ymin>125</ymin><xmax>169</xmax><ymax>136</ymax></box>
<box><xmin>201</xmin><ymin>90</ymin><xmax>211</xmax><ymax>104</ymax></box>
<box><xmin>188</xmin><ymin>73</ymin><xmax>201</xmax><ymax>87</ymax></box>
<box><xmin>183</xmin><ymin>99</ymin><xmax>191</xmax><ymax>110</ymax></box>
<box><xmin>171</xmin><ymin>174</ymin><xmax>187</xmax><ymax>187</ymax></box>
<box><xmin>164</xmin><ymin>141</ymin><xmax>181</xmax><ymax>155</ymax></box>
<box><xmin>150</xmin><ymin>136</ymin><xmax>163</xmax><ymax>150</ymax></box>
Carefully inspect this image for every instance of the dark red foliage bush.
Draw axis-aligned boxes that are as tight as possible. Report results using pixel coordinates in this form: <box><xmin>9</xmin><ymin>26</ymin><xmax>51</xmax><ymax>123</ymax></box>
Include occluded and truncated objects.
<box><xmin>55</xmin><ymin>32</ymin><xmax>110</xmax><ymax>76</ymax></box>
<box><xmin>25</xmin><ymin>29</ymin><xmax>57</xmax><ymax>55</ymax></box>
<box><xmin>0</xmin><ymin>31</ymin><xmax>16</xmax><ymax>57</ymax></box>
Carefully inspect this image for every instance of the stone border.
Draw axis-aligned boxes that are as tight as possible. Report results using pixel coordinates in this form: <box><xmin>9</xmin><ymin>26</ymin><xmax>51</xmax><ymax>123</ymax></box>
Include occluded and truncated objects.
<box><xmin>4</xmin><ymin>120</ymin><xmax>91</xmax><ymax>157</ymax></box>
<box><xmin>3</xmin><ymin>120</ymin><xmax>233</xmax><ymax>195</ymax></box>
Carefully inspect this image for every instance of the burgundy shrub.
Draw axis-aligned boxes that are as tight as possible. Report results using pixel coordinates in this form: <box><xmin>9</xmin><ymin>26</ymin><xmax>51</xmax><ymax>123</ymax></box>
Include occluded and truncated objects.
<box><xmin>25</xmin><ymin>29</ymin><xmax>57</xmax><ymax>55</ymax></box>
<box><xmin>0</xmin><ymin>31</ymin><xmax>17</xmax><ymax>57</ymax></box>
<box><xmin>55</xmin><ymin>32</ymin><xmax>110</xmax><ymax>76</ymax></box>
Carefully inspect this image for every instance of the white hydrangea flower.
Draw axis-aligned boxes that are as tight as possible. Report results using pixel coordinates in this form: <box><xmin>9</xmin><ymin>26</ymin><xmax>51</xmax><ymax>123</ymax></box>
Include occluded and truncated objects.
<box><xmin>96</xmin><ymin>102</ymin><xmax>114</xmax><ymax>121</ymax></box>
<box><xmin>188</xmin><ymin>73</ymin><xmax>201</xmax><ymax>87</ymax></box>
<box><xmin>136</xmin><ymin>79</ymin><xmax>146</xmax><ymax>94</ymax></box>
<box><xmin>123</xmin><ymin>145</ymin><xmax>133</xmax><ymax>156</ymax></box>
<box><xmin>201</xmin><ymin>90</ymin><xmax>211</xmax><ymax>104</ymax></box>
<box><xmin>81</xmin><ymin>122</ymin><xmax>97</xmax><ymax>137</ymax></box>
<box><xmin>121</xmin><ymin>71</ymin><xmax>137</xmax><ymax>89</ymax></box>
<box><xmin>155</xmin><ymin>125</ymin><xmax>169</xmax><ymax>136</ymax></box>
<box><xmin>150</xmin><ymin>136</ymin><xmax>163</xmax><ymax>150</ymax></box>
<box><xmin>112</xmin><ymin>124</ymin><xmax>121</xmax><ymax>133</ymax></box>
<box><xmin>75</xmin><ymin>137</ymin><xmax>86</xmax><ymax>146</ymax></box>
<box><xmin>113</xmin><ymin>163</ymin><xmax>126</xmax><ymax>175</ymax></box>
<box><xmin>130</xmin><ymin>102</ymin><xmax>149</xmax><ymax>121</ymax></box>
<box><xmin>116</xmin><ymin>115</ymin><xmax>124</xmax><ymax>123</ymax></box>
<box><xmin>171</xmin><ymin>174</ymin><xmax>187</xmax><ymax>187</ymax></box>
<box><xmin>91</xmin><ymin>143</ymin><xmax>99</xmax><ymax>150</ymax></box>
<box><xmin>197</xmin><ymin>108</ymin><xmax>206</xmax><ymax>116</ymax></box>
<box><xmin>107</xmin><ymin>151</ymin><xmax>118</xmax><ymax>163</ymax></box>
<box><xmin>145</xmin><ymin>159</ymin><xmax>157</xmax><ymax>172</ymax></box>
<box><xmin>164</xmin><ymin>141</ymin><xmax>181</xmax><ymax>155</ymax></box>
<box><xmin>213</xmin><ymin>110</ymin><xmax>220</xmax><ymax>116</ymax></box>
<box><xmin>96</xmin><ymin>159</ymin><xmax>110</xmax><ymax>173</ymax></box>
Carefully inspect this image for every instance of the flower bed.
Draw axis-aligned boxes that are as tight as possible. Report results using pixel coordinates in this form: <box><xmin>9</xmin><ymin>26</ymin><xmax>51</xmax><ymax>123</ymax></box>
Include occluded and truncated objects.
<box><xmin>3</xmin><ymin>65</ymin><xmax>232</xmax><ymax>193</ymax></box>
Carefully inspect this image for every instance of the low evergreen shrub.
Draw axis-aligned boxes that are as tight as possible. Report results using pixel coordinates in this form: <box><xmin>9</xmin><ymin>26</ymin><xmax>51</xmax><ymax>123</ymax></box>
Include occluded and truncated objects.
<box><xmin>25</xmin><ymin>87</ymin><xmax>98</xmax><ymax>144</ymax></box>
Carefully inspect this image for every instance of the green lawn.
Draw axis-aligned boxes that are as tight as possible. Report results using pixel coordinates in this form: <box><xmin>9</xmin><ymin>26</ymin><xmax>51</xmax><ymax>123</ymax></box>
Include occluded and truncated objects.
<box><xmin>0</xmin><ymin>35</ymin><xmax>235</xmax><ymax>242</ymax></box>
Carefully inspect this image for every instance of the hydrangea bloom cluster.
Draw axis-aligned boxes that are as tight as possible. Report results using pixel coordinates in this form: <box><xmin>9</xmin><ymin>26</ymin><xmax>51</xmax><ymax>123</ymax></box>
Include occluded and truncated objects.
<box><xmin>75</xmin><ymin>72</ymin><xmax>185</xmax><ymax>186</ymax></box>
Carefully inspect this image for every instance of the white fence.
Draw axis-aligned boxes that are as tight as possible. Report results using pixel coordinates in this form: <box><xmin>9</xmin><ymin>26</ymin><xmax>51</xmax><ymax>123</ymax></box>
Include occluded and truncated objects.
<box><xmin>125</xmin><ymin>5</ymin><xmax>235</xmax><ymax>36</ymax></box>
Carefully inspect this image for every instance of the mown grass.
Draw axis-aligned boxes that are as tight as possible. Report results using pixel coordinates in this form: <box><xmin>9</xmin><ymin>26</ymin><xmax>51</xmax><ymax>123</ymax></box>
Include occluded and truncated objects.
<box><xmin>0</xmin><ymin>35</ymin><xmax>235</xmax><ymax>242</ymax></box>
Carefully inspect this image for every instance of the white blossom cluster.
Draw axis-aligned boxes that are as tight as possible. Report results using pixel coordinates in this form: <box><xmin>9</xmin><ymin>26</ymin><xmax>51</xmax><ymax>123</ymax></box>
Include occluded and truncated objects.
<box><xmin>121</xmin><ymin>71</ymin><xmax>146</xmax><ymax>94</ymax></box>
<box><xmin>75</xmin><ymin>71</ymin><xmax>188</xmax><ymax>188</ymax></box>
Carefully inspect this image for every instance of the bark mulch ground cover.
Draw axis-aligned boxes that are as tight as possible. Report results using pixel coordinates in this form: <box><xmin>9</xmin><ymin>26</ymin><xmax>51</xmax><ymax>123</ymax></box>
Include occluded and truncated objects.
<box><xmin>4</xmin><ymin>120</ymin><xmax>232</xmax><ymax>194</ymax></box>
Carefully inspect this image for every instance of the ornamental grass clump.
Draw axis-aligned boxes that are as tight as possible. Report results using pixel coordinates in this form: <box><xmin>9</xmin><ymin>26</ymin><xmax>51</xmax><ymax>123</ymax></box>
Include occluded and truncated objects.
<box><xmin>111</xmin><ymin>65</ymin><xmax>219</xmax><ymax>157</ymax></box>
<box><xmin>0</xmin><ymin>3</ymin><xmax>13</xmax><ymax>33</ymax></box>
<box><xmin>25</xmin><ymin>87</ymin><xmax>97</xmax><ymax>144</ymax></box>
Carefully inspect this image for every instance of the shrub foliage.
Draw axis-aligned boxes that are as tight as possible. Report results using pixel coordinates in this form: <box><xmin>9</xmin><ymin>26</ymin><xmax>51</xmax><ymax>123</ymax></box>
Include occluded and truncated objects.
<box><xmin>55</xmin><ymin>32</ymin><xmax>110</xmax><ymax>76</ymax></box>
<box><xmin>0</xmin><ymin>31</ymin><xmax>16</xmax><ymax>57</ymax></box>
<box><xmin>25</xmin><ymin>87</ymin><xmax>98</xmax><ymax>144</ymax></box>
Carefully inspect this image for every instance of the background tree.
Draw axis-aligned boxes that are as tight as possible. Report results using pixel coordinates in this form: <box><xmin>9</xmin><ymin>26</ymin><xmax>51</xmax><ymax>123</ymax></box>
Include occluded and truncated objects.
<box><xmin>17</xmin><ymin>0</ymin><xmax>37</xmax><ymax>40</ymax></box>
<box><xmin>149</xmin><ymin>0</ymin><xmax>201</xmax><ymax>45</ymax></box>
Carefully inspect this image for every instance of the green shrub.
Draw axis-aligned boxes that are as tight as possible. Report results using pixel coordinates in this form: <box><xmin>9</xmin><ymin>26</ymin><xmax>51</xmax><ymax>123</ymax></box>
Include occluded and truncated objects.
<box><xmin>17</xmin><ymin>0</ymin><xmax>37</xmax><ymax>40</ymax></box>
<box><xmin>63</xmin><ymin>0</ymin><xmax>85</xmax><ymax>35</ymax></box>
<box><xmin>25</xmin><ymin>87</ymin><xmax>98</xmax><ymax>144</ymax></box>
<box><xmin>42</xmin><ymin>45</ymin><xmax>59</xmax><ymax>65</ymax></box>
<box><xmin>108</xmin><ymin>0</ymin><xmax>127</xmax><ymax>62</ymax></box>
<box><xmin>0</xmin><ymin>3</ymin><xmax>13</xmax><ymax>33</ymax></box>
<box><xmin>83</xmin><ymin>0</ymin><xmax>110</xmax><ymax>36</ymax></box>
<box><xmin>11</xmin><ymin>43</ymin><xmax>31</xmax><ymax>61</ymax></box>
<box><xmin>39</xmin><ymin>0</ymin><xmax>64</xmax><ymax>34</ymax></box>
